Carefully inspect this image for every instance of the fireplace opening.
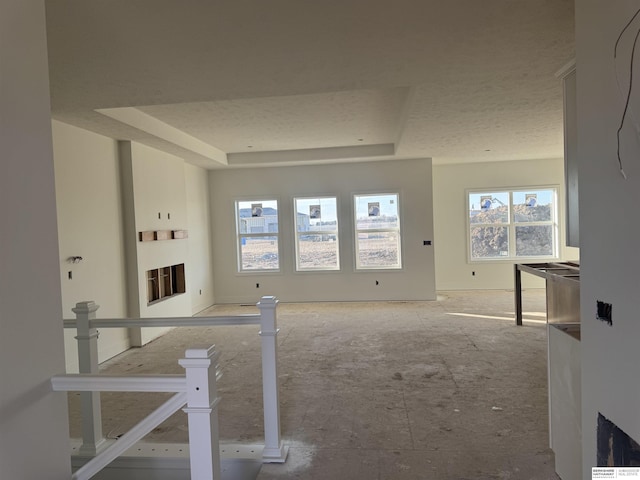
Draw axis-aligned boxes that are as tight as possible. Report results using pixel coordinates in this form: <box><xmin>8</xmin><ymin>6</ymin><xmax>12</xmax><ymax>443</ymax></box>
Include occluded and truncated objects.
<box><xmin>597</xmin><ymin>412</ymin><xmax>640</xmax><ymax>467</ymax></box>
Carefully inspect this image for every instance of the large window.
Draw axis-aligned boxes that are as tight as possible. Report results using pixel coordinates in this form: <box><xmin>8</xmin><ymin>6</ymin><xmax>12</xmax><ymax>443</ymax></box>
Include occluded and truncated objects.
<box><xmin>236</xmin><ymin>200</ymin><xmax>279</xmax><ymax>271</ymax></box>
<box><xmin>354</xmin><ymin>193</ymin><xmax>401</xmax><ymax>269</ymax></box>
<box><xmin>294</xmin><ymin>197</ymin><xmax>339</xmax><ymax>271</ymax></box>
<box><xmin>468</xmin><ymin>188</ymin><xmax>558</xmax><ymax>261</ymax></box>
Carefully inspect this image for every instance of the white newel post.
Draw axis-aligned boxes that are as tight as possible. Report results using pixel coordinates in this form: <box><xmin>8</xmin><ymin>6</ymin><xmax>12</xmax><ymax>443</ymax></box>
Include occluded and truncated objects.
<box><xmin>257</xmin><ymin>296</ymin><xmax>288</xmax><ymax>463</ymax></box>
<box><xmin>179</xmin><ymin>345</ymin><xmax>221</xmax><ymax>480</ymax></box>
<box><xmin>73</xmin><ymin>301</ymin><xmax>106</xmax><ymax>456</ymax></box>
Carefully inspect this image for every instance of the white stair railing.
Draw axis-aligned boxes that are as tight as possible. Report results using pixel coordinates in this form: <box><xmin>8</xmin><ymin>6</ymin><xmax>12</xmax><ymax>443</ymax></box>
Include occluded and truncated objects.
<box><xmin>257</xmin><ymin>296</ymin><xmax>287</xmax><ymax>462</ymax></box>
<box><xmin>180</xmin><ymin>346</ymin><xmax>222</xmax><ymax>479</ymax></box>
<box><xmin>63</xmin><ymin>296</ymin><xmax>288</xmax><ymax>463</ymax></box>
<box><xmin>71</xmin><ymin>301</ymin><xmax>104</xmax><ymax>456</ymax></box>
<box><xmin>52</xmin><ymin>345</ymin><xmax>221</xmax><ymax>480</ymax></box>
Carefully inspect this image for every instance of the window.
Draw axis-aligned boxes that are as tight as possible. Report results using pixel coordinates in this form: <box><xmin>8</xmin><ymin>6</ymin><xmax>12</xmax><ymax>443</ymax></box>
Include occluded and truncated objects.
<box><xmin>468</xmin><ymin>188</ymin><xmax>558</xmax><ymax>261</ymax></box>
<box><xmin>236</xmin><ymin>200</ymin><xmax>279</xmax><ymax>271</ymax></box>
<box><xmin>294</xmin><ymin>197</ymin><xmax>339</xmax><ymax>271</ymax></box>
<box><xmin>354</xmin><ymin>193</ymin><xmax>401</xmax><ymax>269</ymax></box>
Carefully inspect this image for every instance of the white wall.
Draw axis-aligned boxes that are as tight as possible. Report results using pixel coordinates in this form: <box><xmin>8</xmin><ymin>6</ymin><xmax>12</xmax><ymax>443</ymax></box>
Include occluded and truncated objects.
<box><xmin>185</xmin><ymin>164</ymin><xmax>215</xmax><ymax>313</ymax></box>
<box><xmin>0</xmin><ymin>1</ymin><xmax>71</xmax><ymax>477</ymax></box>
<box><xmin>209</xmin><ymin>158</ymin><xmax>436</xmax><ymax>303</ymax></box>
<box><xmin>122</xmin><ymin>142</ymin><xmax>192</xmax><ymax>345</ymax></box>
<box><xmin>576</xmin><ymin>1</ymin><xmax>640</xmax><ymax>473</ymax></box>
<box><xmin>52</xmin><ymin>129</ymin><xmax>216</xmax><ymax>356</ymax></box>
<box><xmin>433</xmin><ymin>158</ymin><xmax>580</xmax><ymax>291</ymax></box>
<box><xmin>52</xmin><ymin>121</ymin><xmax>130</xmax><ymax>373</ymax></box>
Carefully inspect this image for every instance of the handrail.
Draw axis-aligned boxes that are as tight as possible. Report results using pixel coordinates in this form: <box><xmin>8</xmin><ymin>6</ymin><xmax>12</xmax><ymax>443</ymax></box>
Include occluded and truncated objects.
<box><xmin>63</xmin><ymin>314</ymin><xmax>260</xmax><ymax>329</ymax></box>
<box><xmin>72</xmin><ymin>392</ymin><xmax>188</xmax><ymax>480</ymax></box>
<box><xmin>54</xmin><ymin>345</ymin><xmax>222</xmax><ymax>480</ymax></box>
<box><xmin>51</xmin><ymin>374</ymin><xmax>187</xmax><ymax>392</ymax></box>
<box><xmin>65</xmin><ymin>296</ymin><xmax>287</xmax><ymax>464</ymax></box>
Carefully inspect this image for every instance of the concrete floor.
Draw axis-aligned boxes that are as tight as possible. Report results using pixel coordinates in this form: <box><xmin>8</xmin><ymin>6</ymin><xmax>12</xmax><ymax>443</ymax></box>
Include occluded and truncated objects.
<box><xmin>68</xmin><ymin>289</ymin><xmax>559</xmax><ymax>480</ymax></box>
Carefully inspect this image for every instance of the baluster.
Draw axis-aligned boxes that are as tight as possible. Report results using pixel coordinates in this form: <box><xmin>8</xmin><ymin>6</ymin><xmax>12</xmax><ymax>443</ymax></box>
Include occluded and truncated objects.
<box><xmin>73</xmin><ymin>301</ymin><xmax>106</xmax><ymax>456</ymax></box>
<box><xmin>257</xmin><ymin>296</ymin><xmax>288</xmax><ymax>462</ymax></box>
<box><xmin>179</xmin><ymin>345</ymin><xmax>221</xmax><ymax>480</ymax></box>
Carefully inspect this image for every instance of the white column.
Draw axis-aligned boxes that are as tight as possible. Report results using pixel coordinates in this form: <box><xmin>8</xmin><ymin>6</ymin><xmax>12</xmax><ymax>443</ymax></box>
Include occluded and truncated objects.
<box><xmin>257</xmin><ymin>296</ymin><xmax>288</xmax><ymax>463</ymax></box>
<box><xmin>179</xmin><ymin>345</ymin><xmax>221</xmax><ymax>480</ymax></box>
<box><xmin>73</xmin><ymin>301</ymin><xmax>106</xmax><ymax>456</ymax></box>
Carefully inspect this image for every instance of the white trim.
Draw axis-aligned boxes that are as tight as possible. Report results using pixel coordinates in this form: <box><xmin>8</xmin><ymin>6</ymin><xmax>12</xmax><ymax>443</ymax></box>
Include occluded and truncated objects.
<box><xmin>466</xmin><ymin>185</ymin><xmax>560</xmax><ymax>263</ymax></box>
<box><xmin>293</xmin><ymin>195</ymin><xmax>341</xmax><ymax>272</ymax></box>
<box><xmin>235</xmin><ymin>198</ymin><xmax>282</xmax><ymax>273</ymax></box>
<box><xmin>64</xmin><ymin>315</ymin><xmax>261</xmax><ymax>328</ymax></box>
<box><xmin>72</xmin><ymin>393</ymin><xmax>188</xmax><ymax>480</ymax></box>
<box><xmin>353</xmin><ymin>192</ymin><xmax>402</xmax><ymax>270</ymax></box>
<box><xmin>555</xmin><ymin>59</ymin><xmax>576</xmax><ymax>79</ymax></box>
<box><xmin>51</xmin><ymin>374</ymin><xmax>187</xmax><ymax>393</ymax></box>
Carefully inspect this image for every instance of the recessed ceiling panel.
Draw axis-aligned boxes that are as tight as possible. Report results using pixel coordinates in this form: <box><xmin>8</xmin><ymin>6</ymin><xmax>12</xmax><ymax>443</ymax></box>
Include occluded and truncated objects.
<box><xmin>46</xmin><ymin>0</ymin><xmax>575</xmax><ymax>168</ymax></box>
<box><xmin>137</xmin><ymin>88</ymin><xmax>409</xmax><ymax>153</ymax></box>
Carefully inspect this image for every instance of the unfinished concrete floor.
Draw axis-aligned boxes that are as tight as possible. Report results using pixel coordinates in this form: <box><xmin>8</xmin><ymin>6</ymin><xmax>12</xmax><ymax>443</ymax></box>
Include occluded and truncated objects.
<box><xmin>68</xmin><ymin>289</ymin><xmax>559</xmax><ymax>479</ymax></box>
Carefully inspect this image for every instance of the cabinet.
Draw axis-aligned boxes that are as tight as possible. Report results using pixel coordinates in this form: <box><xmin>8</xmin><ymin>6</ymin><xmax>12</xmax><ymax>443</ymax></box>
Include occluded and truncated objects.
<box><xmin>514</xmin><ymin>262</ymin><xmax>581</xmax><ymax>479</ymax></box>
<box><xmin>549</xmin><ymin>324</ymin><xmax>582</xmax><ymax>480</ymax></box>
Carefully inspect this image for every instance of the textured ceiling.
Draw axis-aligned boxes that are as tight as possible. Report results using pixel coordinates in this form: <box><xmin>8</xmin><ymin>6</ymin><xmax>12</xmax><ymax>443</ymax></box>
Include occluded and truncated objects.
<box><xmin>45</xmin><ymin>0</ymin><xmax>575</xmax><ymax>169</ymax></box>
<box><xmin>137</xmin><ymin>88</ymin><xmax>409</xmax><ymax>152</ymax></box>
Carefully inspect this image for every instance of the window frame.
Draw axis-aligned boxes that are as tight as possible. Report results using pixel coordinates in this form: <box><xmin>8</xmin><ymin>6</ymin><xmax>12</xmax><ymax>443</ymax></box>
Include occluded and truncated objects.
<box><xmin>235</xmin><ymin>198</ymin><xmax>281</xmax><ymax>273</ymax></box>
<box><xmin>293</xmin><ymin>196</ymin><xmax>340</xmax><ymax>272</ymax></box>
<box><xmin>466</xmin><ymin>186</ymin><xmax>559</xmax><ymax>263</ymax></box>
<box><xmin>353</xmin><ymin>192</ymin><xmax>402</xmax><ymax>271</ymax></box>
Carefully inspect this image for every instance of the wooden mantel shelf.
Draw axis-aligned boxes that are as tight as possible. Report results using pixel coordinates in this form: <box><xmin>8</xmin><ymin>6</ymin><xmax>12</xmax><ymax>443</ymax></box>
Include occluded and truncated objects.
<box><xmin>139</xmin><ymin>230</ymin><xmax>189</xmax><ymax>242</ymax></box>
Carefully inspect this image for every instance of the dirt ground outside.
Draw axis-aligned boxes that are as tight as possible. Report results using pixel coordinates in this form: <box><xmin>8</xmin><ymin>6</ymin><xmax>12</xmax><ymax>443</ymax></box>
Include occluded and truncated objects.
<box><xmin>240</xmin><ymin>235</ymin><xmax>400</xmax><ymax>270</ymax></box>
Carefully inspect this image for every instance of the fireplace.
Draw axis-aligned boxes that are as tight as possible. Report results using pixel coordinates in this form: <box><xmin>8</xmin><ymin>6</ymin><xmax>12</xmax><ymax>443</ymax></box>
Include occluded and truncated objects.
<box><xmin>597</xmin><ymin>413</ymin><xmax>640</xmax><ymax>467</ymax></box>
